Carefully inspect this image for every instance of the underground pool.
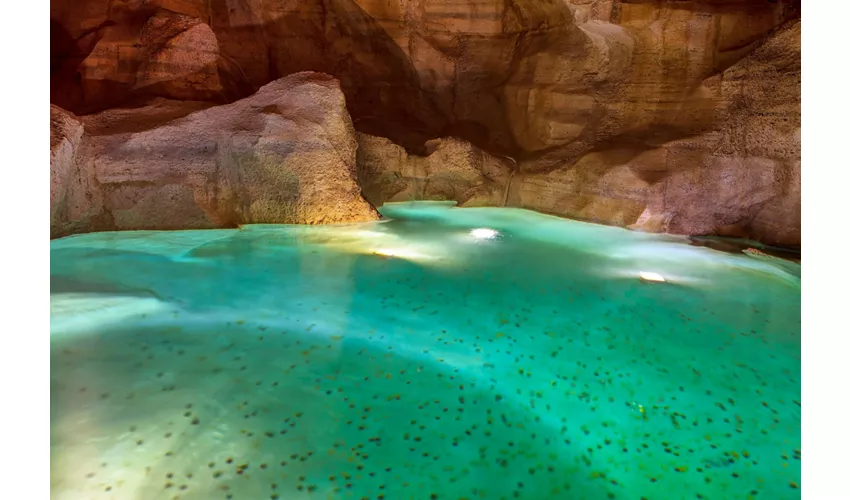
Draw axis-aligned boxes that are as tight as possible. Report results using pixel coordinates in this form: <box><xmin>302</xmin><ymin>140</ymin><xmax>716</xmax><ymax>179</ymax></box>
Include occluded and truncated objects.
<box><xmin>50</xmin><ymin>202</ymin><xmax>801</xmax><ymax>500</ymax></box>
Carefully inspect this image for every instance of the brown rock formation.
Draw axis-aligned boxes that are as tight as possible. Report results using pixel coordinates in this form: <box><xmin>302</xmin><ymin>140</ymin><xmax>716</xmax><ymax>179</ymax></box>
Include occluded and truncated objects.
<box><xmin>51</xmin><ymin>5</ymin><xmax>237</xmax><ymax>113</ymax></box>
<box><xmin>50</xmin><ymin>72</ymin><xmax>378</xmax><ymax>239</ymax></box>
<box><xmin>50</xmin><ymin>0</ymin><xmax>798</xmax><ymax>152</ymax></box>
<box><xmin>512</xmin><ymin>19</ymin><xmax>801</xmax><ymax>247</ymax></box>
<box><xmin>356</xmin><ymin>133</ymin><xmax>512</xmax><ymax>208</ymax></box>
<box><xmin>49</xmin><ymin>0</ymin><xmax>801</xmax><ymax>246</ymax></box>
<box><xmin>51</xmin><ymin>105</ymin><xmax>107</xmax><ymax>237</ymax></box>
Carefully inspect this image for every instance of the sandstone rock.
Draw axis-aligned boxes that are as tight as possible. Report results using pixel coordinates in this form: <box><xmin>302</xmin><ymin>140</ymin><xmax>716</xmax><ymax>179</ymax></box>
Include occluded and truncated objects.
<box><xmin>512</xmin><ymin>20</ymin><xmax>801</xmax><ymax>247</ymax></box>
<box><xmin>356</xmin><ymin>133</ymin><xmax>512</xmax><ymax>208</ymax></box>
<box><xmin>564</xmin><ymin>0</ymin><xmax>616</xmax><ymax>25</ymax></box>
<box><xmin>53</xmin><ymin>8</ymin><xmax>233</xmax><ymax>113</ymax></box>
<box><xmin>49</xmin><ymin>0</ymin><xmax>801</xmax><ymax>245</ymax></box>
<box><xmin>51</xmin><ymin>1</ymin><xmax>798</xmax><ymax>157</ymax></box>
<box><xmin>133</xmin><ymin>12</ymin><xmax>223</xmax><ymax>100</ymax></box>
<box><xmin>50</xmin><ymin>72</ymin><xmax>378</xmax><ymax>238</ymax></box>
<box><xmin>668</xmin><ymin>19</ymin><xmax>801</xmax><ymax>247</ymax></box>
<box><xmin>512</xmin><ymin>148</ymin><xmax>656</xmax><ymax>227</ymax></box>
<box><xmin>51</xmin><ymin>105</ymin><xmax>111</xmax><ymax>239</ymax></box>
<box><xmin>50</xmin><ymin>105</ymin><xmax>83</xmax><ymax>211</ymax></box>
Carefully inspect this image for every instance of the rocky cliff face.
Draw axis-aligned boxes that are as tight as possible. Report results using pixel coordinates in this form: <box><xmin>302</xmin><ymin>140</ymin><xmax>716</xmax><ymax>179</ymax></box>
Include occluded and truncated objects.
<box><xmin>50</xmin><ymin>0</ymin><xmax>801</xmax><ymax>246</ymax></box>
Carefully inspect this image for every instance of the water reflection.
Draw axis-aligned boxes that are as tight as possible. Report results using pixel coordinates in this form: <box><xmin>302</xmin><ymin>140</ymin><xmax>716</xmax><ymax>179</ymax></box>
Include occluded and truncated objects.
<box><xmin>51</xmin><ymin>203</ymin><xmax>801</xmax><ymax>500</ymax></box>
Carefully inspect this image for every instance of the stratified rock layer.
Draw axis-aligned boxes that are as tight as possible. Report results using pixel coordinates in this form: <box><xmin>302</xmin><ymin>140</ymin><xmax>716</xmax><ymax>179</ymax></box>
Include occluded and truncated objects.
<box><xmin>513</xmin><ymin>20</ymin><xmax>801</xmax><ymax>247</ymax></box>
<box><xmin>50</xmin><ymin>72</ymin><xmax>378</xmax><ymax>238</ymax></box>
<box><xmin>50</xmin><ymin>0</ymin><xmax>798</xmax><ymax>154</ymax></box>
<box><xmin>50</xmin><ymin>0</ymin><xmax>801</xmax><ymax>245</ymax></box>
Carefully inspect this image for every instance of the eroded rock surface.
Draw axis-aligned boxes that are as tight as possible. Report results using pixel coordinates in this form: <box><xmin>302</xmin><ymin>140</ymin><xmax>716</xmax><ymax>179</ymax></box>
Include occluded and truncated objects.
<box><xmin>50</xmin><ymin>72</ymin><xmax>378</xmax><ymax>238</ymax></box>
<box><xmin>356</xmin><ymin>133</ymin><xmax>512</xmax><ymax>208</ymax></box>
<box><xmin>51</xmin><ymin>105</ymin><xmax>107</xmax><ymax>237</ymax></box>
<box><xmin>51</xmin><ymin>0</ymin><xmax>799</xmax><ymax>155</ymax></box>
<box><xmin>513</xmin><ymin>20</ymin><xmax>801</xmax><ymax>247</ymax></box>
<box><xmin>50</xmin><ymin>0</ymin><xmax>801</xmax><ymax>245</ymax></box>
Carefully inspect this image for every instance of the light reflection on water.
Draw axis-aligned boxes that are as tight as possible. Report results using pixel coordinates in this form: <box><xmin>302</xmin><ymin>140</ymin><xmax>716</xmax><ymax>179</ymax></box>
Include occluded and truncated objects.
<box><xmin>51</xmin><ymin>202</ymin><xmax>801</xmax><ymax>500</ymax></box>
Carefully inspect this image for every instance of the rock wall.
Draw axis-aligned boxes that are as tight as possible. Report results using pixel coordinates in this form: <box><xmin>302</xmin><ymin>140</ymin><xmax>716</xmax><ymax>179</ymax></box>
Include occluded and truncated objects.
<box><xmin>356</xmin><ymin>133</ymin><xmax>512</xmax><ymax>208</ymax></box>
<box><xmin>354</xmin><ymin>18</ymin><xmax>800</xmax><ymax>247</ymax></box>
<box><xmin>50</xmin><ymin>0</ymin><xmax>801</xmax><ymax>246</ymax></box>
<box><xmin>50</xmin><ymin>72</ymin><xmax>378</xmax><ymax>239</ymax></box>
<box><xmin>512</xmin><ymin>19</ymin><xmax>801</xmax><ymax>247</ymax></box>
<box><xmin>51</xmin><ymin>105</ymin><xmax>107</xmax><ymax>237</ymax></box>
<box><xmin>50</xmin><ymin>0</ymin><xmax>798</xmax><ymax>153</ymax></box>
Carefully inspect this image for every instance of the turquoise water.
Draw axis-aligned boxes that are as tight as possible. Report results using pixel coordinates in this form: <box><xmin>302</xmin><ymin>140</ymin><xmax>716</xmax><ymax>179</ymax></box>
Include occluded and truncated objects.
<box><xmin>50</xmin><ymin>202</ymin><xmax>801</xmax><ymax>500</ymax></box>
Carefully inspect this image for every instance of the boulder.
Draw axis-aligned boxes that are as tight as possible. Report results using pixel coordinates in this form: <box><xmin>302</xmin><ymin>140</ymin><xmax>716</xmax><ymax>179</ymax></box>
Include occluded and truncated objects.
<box><xmin>50</xmin><ymin>72</ymin><xmax>378</xmax><ymax>238</ymax></box>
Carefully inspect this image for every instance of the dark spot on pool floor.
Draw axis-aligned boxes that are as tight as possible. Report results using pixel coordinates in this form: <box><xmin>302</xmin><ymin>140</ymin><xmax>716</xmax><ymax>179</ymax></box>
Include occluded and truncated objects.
<box><xmin>49</xmin><ymin>218</ymin><xmax>800</xmax><ymax>499</ymax></box>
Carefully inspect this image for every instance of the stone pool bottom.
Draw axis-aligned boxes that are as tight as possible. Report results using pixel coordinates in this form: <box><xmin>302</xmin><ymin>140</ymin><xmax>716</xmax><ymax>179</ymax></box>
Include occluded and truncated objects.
<box><xmin>50</xmin><ymin>202</ymin><xmax>801</xmax><ymax>500</ymax></box>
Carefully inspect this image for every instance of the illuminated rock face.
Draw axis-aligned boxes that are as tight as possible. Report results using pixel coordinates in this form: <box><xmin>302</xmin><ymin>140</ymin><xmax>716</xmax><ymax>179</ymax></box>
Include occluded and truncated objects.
<box><xmin>353</xmin><ymin>18</ymin><xmax>801</xmax><ymax>247</ymax></box>
<box><xmin>511</xmin><ymin>20</ymin><xmax>801</xmax><ymax>248</ymax></box>
<box><xmin>355</xmin><ymin>133</ymin><xmax>513</xmax><ymax>209</ymax></box>
<box><xmin>50</xmin><ymin>0</ymin><xmax>800</xmax><ymax>246</ymax></box>
<box><xmin>49</xmin><ymin>72</ymin><xmax>378</xmax><ymax>239</ymax></box>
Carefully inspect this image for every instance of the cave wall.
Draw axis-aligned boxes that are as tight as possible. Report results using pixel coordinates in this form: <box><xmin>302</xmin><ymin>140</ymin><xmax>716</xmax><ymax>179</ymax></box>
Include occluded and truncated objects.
<box><xmin>356</xmin><ymin>133</ymin><xmax>512</xmax><ymax>208</ymax></box>
<box><xmin>513</xmin><ymin>19</ymin><xmax>801</xmax><ymax>247</ymax></box>
<box><xmin>50</xmin><ymin>0</ymin><xmax>799</xmax><ymax>153</ymax></box>
<box><xmin>50</xmin><ymin>0</ymin><xmax>801</xmax><ymax>246</ymax></box>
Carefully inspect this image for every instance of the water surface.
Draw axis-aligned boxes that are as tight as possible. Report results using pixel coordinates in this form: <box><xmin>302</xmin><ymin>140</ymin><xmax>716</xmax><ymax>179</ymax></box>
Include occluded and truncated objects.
<box><xmin>51</xmin><ymin>202</ymin><xmax>801</xmax><ymax>499</ymax></box>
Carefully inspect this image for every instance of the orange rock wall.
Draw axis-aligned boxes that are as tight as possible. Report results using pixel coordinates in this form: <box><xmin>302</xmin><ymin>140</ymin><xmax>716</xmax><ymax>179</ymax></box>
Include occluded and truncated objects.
<box><xmin>50</xmin><ymin>0</ymin><xmax>801</xmax><ymax>246</ymax></box>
